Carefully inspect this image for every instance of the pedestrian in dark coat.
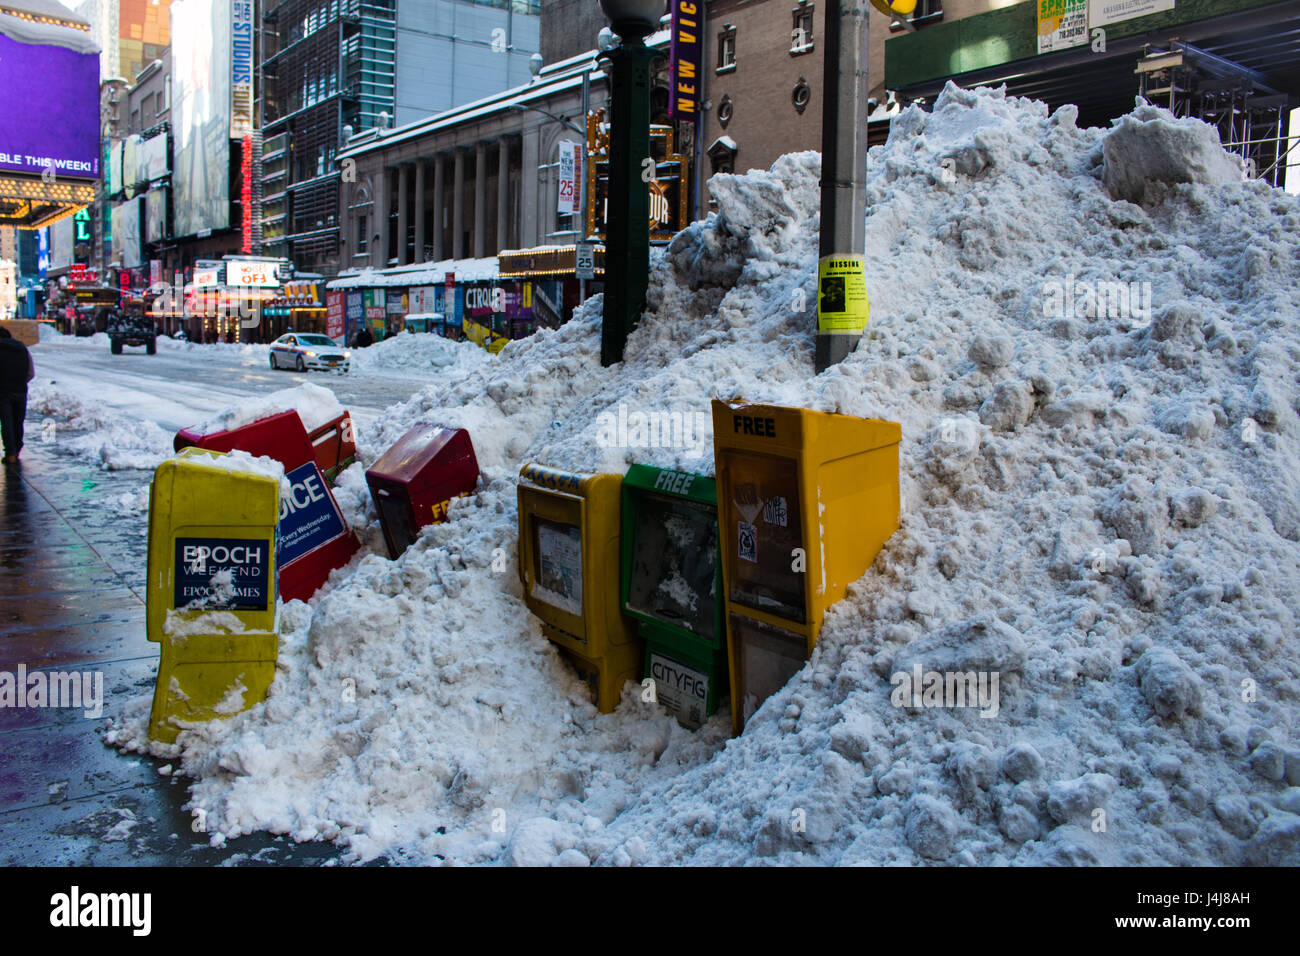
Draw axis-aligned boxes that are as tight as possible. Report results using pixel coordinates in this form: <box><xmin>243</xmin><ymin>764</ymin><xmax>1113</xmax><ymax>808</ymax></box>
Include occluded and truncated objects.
<box><xmin>0</xmin><ymin>327</ymin><xmax>35</xmax><ymax>464</ymax></box>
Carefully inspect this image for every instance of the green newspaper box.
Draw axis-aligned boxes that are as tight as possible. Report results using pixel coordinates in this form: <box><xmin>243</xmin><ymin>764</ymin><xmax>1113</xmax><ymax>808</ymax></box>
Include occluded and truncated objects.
<box><xmin>620</xmin><ymin>464</ymin><xmax>727</xmax><ymax>729</ymax></box>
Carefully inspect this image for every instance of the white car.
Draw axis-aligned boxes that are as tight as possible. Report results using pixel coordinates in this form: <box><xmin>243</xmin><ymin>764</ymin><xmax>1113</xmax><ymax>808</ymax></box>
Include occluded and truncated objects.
<box><xmin>269</xmin><ymin>333</ymin><xmax>351</xmax><ymax>372</ymax></box>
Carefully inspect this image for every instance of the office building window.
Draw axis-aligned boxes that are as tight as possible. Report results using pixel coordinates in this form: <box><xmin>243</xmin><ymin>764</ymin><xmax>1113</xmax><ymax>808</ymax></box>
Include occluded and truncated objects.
<box><xmin>717</xmin><ymin>26</ymin><xmax>736</xmax><ymax>72</ymax></box>
<box><xmin>791</xmin><ymin>4</ymin><xmax>814</xmax><ymax>53</ymax></box>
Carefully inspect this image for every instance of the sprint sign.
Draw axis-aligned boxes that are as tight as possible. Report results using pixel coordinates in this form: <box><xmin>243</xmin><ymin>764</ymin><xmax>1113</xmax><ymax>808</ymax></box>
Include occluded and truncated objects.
<box><xmin>278</xmin><ymin>462</ymin><xmax>349</xmax><ymax>566</ymax></box>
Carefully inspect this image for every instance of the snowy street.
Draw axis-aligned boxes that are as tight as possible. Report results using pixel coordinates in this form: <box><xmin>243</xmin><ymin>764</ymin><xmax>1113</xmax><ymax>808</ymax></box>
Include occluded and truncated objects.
<box><xmin>31</xmin><ymin>336</ymin><xmax>430</xmax><ymax>434</ymax></box>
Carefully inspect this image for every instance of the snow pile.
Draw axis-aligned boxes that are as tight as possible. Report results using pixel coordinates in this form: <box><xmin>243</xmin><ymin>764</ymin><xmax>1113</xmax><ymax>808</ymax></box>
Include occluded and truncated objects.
<box><xmin>1102</xmin><ymin>103</ymin><xmax>1245</xmax><ymax>204</ymax></box>
<box><xmin>37</xmin><ymin>327</ymin><xmax>271</xmax><ymax>364</ymax></box>
<box><xmin>179</xmin><ymin>446</ymin><xmax>288</xmax><ymax>484</ymax></box>
<box><xmin>41</xmin><ymin>331</ymin><xmax>112</xmax><ymax>348</ymax></box>
<box><xmin>346</xmin><ymin>331</ymin><xmax>493</xmax><ymax>380</ymax></box>
<box><xmin>155</xmin><ymin>336</ymin><xmax>271</xmax><ymax>365</ymax></box>
<box><xmin>187</xmin><ymin>382</ymin><xmax>346</xmax><ymax>436</ymax></box>
<box><xmin>28</xmin><ymin>381</ymin><xmax>176</xmax><ymax>471</ymax></box>
<box><xmin>108</xmin><ymin>85</ymin><xmax>1300</xmax><ymax>866</ymax></box>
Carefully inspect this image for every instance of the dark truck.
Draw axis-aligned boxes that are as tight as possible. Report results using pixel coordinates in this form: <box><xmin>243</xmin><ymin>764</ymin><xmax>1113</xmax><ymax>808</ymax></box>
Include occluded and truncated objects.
<box><xmin>108</xmin><ymin>307</ymin><xmax>157</xmax><ymax>355</ymax></box>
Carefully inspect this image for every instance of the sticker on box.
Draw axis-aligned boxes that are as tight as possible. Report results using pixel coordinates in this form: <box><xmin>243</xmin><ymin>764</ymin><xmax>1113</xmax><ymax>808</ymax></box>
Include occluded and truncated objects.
<box><xmin>738</xmin><ymin>520</ymin><xmax>757</xmax><ymax>563</ymax></box>
<box><xmin>763</xmin><ymin>496</ymin><xmax>787</xmax><ymax>527</ymax></box>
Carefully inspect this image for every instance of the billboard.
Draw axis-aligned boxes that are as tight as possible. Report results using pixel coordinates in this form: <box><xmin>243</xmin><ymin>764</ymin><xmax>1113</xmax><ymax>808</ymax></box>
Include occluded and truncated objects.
<box><xmin>109</xmin><ymin>142</ymin><xmax>123</xmax><ymax>196</ymax></box>
<box><xmin>345</xmin><ymin>290</ymin><xmax>363</xmax><ymax>342</ymax></box>
<box><xmin>139</xmin><ymin>132</ymin><xmax>169</xmax><ymax>183</ymax></box>
<box><xmin>112</xmin><ymin>198</ymin><xmax>144</xmax><ymax>269</ymax></box>
<box><xmin>1088</xmin><ymin>0</ymin><xmax>1175</xmax><ymax>26</ymax></box>
<box><xmin>231</xmin><ymin>0</ymin><xmax>255</xmax><ymax>138</ymax></box>
<box><xmin>226</xmin><ymin>259</ymin><xmax>279</xmax><ymax>287</ymax></box>
<box><xmin>1037</xmin><ymin>0</ymin><xmax>1089</xmax><ymax>53</ymax></box>
<box><xmin>145</xmin><ymin>188</ymin><xmax>168</xmax><ymax>243</ymax></box>
<box><xmin>122</xmin><ymin>135</ymin><xmax>140</xmax><ymax>190</ymax></box>
<box><xmin>50</xmin><ymin>215</ymin><xmax>74</xmax><ymax>271</ymax></box>
<box><xmin>557</xmin><ymin>141</ymin><xmax>582</xmax><ymax>216</ymax></box>
<box><xmin>0</xmin><ymin>32</ymin><xmax>99</xmax><ymax>179</ymax></box>
<box><xmin>172</xmin><ymin>0</ymin><xmax>231</xmax><ymax>237</ymax></box>
<box><xmin>326</xmin><ymin>290</ymin><xmax>345</xmax><ymax>340</ymax></box>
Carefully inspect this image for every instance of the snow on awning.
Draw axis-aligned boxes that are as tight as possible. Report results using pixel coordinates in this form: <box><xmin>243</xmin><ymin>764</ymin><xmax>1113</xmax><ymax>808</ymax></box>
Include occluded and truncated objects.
<box><xmin>327</xmin><ymin>257</ymin><xmax>500</xmax><ymax>290</ymax></box>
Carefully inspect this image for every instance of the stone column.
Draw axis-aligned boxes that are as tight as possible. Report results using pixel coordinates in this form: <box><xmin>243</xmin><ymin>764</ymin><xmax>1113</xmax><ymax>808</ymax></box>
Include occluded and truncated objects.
<box><xmin>474</xmin><ymin>141</ymin><xmax>487</xmax><ymax>259</ymax></box>
<box><xmin>432</xmin><ymin>154</ymin><xmax>445</xmax><ymax>261</ymax></box>
<box><xmin>497</xmin><ymin>138</ymin><xmax>510</xmax><ymax>252</ymax></box>
<box><xmin>373</xmin><ymin>165</ymin><xmax>389</xmax><ymax>269</ymax></box>
<box><xmin>413</xmin><ymin>160</ymin><xmax>426</xmax><ymax>263</ymax></box>
<box><xmin>521</xmin><ymin>127</ymin><xmax>539</xmax><ymax>249</ymax></box>
<box><xmin>452</xmin><ymin>148</ymin><xmax>465</xmax><ymax>261</ymax></box>
<box><xmin>396</xmin><ymin>163</ymin><xmax>411</xmax><ymax>266</ymax></box>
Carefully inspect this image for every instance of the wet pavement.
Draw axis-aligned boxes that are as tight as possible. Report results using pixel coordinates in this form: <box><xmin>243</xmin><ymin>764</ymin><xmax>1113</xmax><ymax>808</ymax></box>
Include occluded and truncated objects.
<box><xmin>0</xmin><ymin>440</ymin><xmax>342</xmax><ymax>866</ymax></box>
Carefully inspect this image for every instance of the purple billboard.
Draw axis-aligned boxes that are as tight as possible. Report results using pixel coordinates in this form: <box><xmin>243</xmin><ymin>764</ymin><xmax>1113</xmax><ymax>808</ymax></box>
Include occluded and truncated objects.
<box><xmin>0</xmin><ymin>33</ymin><xmax>100</xmax><ymax>179</ymax></box>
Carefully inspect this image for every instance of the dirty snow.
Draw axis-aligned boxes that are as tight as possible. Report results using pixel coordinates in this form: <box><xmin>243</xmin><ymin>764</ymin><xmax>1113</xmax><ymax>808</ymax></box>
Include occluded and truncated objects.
<box><xmin>27</xmin><ymin>381</ymin><xmax>176</xmax><ymax>471</ymax></box>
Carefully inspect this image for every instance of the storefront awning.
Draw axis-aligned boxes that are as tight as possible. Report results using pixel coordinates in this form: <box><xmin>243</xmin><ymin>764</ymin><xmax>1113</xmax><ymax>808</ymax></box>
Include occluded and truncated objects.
<box><xmin>0</xmin><ymin>175</ymin><xmax>94</xmax><ymax>229</ymax></box>
<box><xmin>498</xmin><ymin>245</ymin><xmax>605</xmax><ymax>279</ymax></box>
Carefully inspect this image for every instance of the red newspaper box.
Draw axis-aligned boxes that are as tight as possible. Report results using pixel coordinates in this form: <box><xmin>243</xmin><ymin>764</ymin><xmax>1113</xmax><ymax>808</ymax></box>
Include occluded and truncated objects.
<box><xmin>173</xmin><ymin>410</ymin><xmax>360</xmax><ymax>601</ymax></box>
<box><xmin>307</xmin><ymin>410</ymin><xmax>358</xmax><ymax>484</ymax></box>
<box><xmin>177</xmin><ymin>409</ymin><xmax>357</xmax><ymax>487</ymax></box>
<box><xmin>365</xmin><ymin>424</ymin><xmax>480</xmax><ymax>559</ymax></box>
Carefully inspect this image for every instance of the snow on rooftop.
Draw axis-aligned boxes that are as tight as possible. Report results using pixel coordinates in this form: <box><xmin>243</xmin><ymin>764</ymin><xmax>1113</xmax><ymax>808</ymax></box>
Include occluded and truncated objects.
<box><xmin>328</xmin><ymin>257</ymin><xmax>501</xmax><ymax>289</ymax></box>
<box><xmin>107</xmin><ymin>84</ymin><xmax>1300</xmax><ymax>867</ymax></box>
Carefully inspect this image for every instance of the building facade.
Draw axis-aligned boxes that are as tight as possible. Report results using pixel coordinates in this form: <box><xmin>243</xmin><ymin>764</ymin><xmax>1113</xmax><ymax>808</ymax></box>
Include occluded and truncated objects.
<box><xmin>75</xmin><ymin>0</ymin><xmax>174</xmax><ymax>84</ymax></box>
<box><xmin>699</xmin><ymin>0</ymin><xmax>921</xmax><ymax>183</ymax></box>
<box><xmin>540</xmin><ymin>0</ymin><xmax>606</xmax><ymax>64</ymax></box>
<box><xmin>258</xmin><ymin>0</ymin><xmax>542</xmax><ymax>277</ymax></box>
<box><xmin>337</xmin><ymin>48</ymin><xmax>611</xmax><ymax>271</ymax></box>
<box><xmin>394</xmin><ymin>0</ymin><xmax>542</xmax><ymax>125</ymax></box>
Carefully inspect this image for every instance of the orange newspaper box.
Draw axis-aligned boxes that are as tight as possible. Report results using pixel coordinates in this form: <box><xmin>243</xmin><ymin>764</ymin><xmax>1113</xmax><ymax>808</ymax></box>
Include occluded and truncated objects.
<box><xmin>712</xmin><ymin>399</ymin><xmax>901</xmax><ymax>732</ymax></box>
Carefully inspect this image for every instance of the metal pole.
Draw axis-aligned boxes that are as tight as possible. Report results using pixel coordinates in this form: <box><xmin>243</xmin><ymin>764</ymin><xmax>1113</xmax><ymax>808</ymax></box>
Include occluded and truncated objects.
<box><xmin>600</xmin><ymin>37</ymin><xmax>653</xmax><ymax>367</ymax></box>
<box><xmin>815</xmin><ymin>0</ymin><xmax>870</xmax><ymax>373</ymax></box>
<box><xmin>580</xmin><ymin>62</ymin><xmax>590</xmax><ymax>305</ymax></box>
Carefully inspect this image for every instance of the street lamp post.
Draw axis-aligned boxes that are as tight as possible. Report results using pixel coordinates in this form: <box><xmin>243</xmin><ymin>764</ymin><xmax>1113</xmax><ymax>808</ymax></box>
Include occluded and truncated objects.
<box><xmin>598</xmin><ymin>0</ymin><xmax>659</xmax><ymax>367</ymax></box>
<box><xmin>816</xmin><ymin>0</ymin><xmax>871</xmax><ymax>373</ymax></box>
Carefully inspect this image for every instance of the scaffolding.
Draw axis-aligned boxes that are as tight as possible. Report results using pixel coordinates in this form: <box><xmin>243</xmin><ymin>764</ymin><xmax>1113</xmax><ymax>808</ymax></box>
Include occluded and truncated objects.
<box><xmin>1136</xmin><ymin>41</ymin><xmax>1294</xmax><ymax>189</ymax></box>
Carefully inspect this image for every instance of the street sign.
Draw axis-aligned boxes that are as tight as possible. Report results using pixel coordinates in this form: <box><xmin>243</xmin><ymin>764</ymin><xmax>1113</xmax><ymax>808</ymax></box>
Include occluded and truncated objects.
<box><xmin>575</xmin><ymin>242</ymin><xmax>596</xmax><ymax>280</ymax></box>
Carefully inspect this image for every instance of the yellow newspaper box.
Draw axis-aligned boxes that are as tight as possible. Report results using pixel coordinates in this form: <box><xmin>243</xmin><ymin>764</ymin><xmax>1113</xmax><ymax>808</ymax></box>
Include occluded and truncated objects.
<box><xmin>517</xmin><ymin>463</ymin><xmax>640</xmax><ymax>713</ymax></box>
<box><xmin>146</xmin><ymin>447</ymin><xmax>281</xmax><ymax>743</ymax></box>
<box><xmin>712</xmin><ymin>399</ymin><xmax>901</xmax><ymax>733</ymax></box>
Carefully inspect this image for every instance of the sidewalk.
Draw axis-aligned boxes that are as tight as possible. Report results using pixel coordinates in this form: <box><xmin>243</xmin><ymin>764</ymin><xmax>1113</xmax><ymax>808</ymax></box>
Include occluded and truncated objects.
<box><xmin>1</xmin><ymin>441</ymin><xmax>340</xmax><ymax>865</ymax></box>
